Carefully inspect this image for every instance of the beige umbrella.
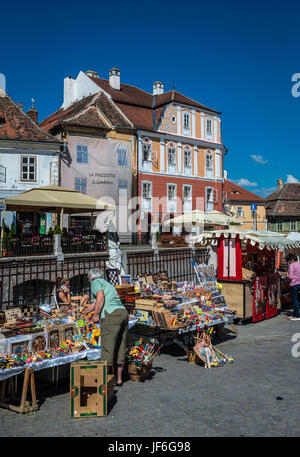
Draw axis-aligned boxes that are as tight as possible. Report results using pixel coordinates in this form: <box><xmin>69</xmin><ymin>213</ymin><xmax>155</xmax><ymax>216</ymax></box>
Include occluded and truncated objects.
<box><xmin>163</xmin><ymin>209</ymin><xmax>242</xmax><ymax>227</ymax></box>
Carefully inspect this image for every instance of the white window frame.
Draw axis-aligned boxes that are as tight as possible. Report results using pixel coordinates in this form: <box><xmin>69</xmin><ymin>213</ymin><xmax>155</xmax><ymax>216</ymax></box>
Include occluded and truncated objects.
<box><xmin>167</xmin><ymin>183</ymin><xmax>177</xmax><ymax>213</ymax></box>
<box><xmin>20</xmin><ymin>155</ymin><xmax>37</xmax><ymax>182</ymax></box>
<box><xmin>277</xmin><ymin>220</ymin><xmax>282</xmax><ymax>231</ymax></box>
<box><xmin>206</xmin><ymin>186</ymin><xmax>215</xmax><ymax>211</ymax></box>
<box><xmin>141</xmin><ymin>181</ymin><xmax>152</xmax><ymax>212</ymax></box>
<box><xmin>206</xmin><ymin>118</ymin><xmax>213</xmax><ymax>140</ymax></box>
<box><xmin>167</xmin><ymin>143</ymin><xmax>177</xmax><ymax>174</ymax></box>
<box><xmin>236</xmin><ymin>206</ymin><xmax>243</xmax><ymax>217</ymax></box>
<box><xmin>183</xmin><ymin>147</ymin><xmax>192</xmax><ymax>176</ymax></box>
<box><xmin>205</xmin><ymin>151</ymin><xmax>214</xmax><ymax>178</ymax></box>
<box><xmin>183</xmin><ymin>184</ymin><xmax>192</xmax><ymax>201</ymax></box>
<box><xmin>182</xmin><ymin>111</ymin><xmax>191</xmax><ymax>136</ymax></box>
<box><xmin>291</xmin><ymin>220</ymin><xmax>296</xmax><ymax>231</ymax></box>
<box><xmin>142</xmin><ymin>138</ymin><xmax>152</xmax><ymax>171</ymax></box>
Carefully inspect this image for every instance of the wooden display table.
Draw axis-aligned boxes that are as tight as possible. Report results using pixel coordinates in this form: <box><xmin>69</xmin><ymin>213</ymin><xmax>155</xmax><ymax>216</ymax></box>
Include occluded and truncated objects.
<box><xmin>0</xmin><ymin>368</ymin><xmax>38</xmax><ymax>414</ymax></box>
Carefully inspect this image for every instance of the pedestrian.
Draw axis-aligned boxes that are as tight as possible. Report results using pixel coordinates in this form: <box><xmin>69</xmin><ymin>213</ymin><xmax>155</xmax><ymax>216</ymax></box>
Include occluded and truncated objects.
<box><xmin>286</xmin><ymin>253</ymin><xmax>300</xmax><ymax>321</ymax></box>
<box><xmin>81</xmin><ymin>268</ymin><xmax>128</xmax><ymax>386</ymax></box>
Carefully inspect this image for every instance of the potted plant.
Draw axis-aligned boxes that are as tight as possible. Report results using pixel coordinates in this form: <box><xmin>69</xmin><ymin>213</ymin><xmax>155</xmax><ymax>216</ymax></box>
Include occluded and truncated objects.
<box><xmin>32</xmin><ymin>235</ymin><xmax>40</xmax><ymax>246</ymax></box>
<box><xmin>2</xmin><ymin>229</ymin><xmax>12</xmax><ymax>256</ymax></box>
<box><xmin>53</xmin><ymin>225</ymin><xmax>62</xmax><ymax>235</ymax></box>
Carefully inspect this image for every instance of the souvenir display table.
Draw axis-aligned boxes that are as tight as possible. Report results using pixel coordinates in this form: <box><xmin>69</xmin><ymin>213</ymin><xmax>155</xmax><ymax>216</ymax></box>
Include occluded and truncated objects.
<box><xmin>0</xmin><ymin>301</ymin><xmax>137</xmax><ymax>414</ymax></box>
<box><xmin>125</xmin><ymin>266</ymin><xmax>237</xmax><ymax>346</ymax></box>
<box><xmin>190</xmin><ymin>229</ymin><xmax>300</xmax><ymax>323</ymax></box>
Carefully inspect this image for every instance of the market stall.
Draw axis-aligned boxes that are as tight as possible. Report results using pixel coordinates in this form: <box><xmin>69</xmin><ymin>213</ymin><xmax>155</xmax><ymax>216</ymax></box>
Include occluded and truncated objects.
<box><xmin>0</xmin><ymin>300</ymin><xmax>137</xmax><ymax>413</ymax></box>
<box><xmin>189</xmin><ymin>229</ymin><xmax>300</xmax><ymax>323</ymax></box>
<box><xmin>119</xmin><ymin>264</ymin><xmax>237</xmax><ymax>357</ymax></box>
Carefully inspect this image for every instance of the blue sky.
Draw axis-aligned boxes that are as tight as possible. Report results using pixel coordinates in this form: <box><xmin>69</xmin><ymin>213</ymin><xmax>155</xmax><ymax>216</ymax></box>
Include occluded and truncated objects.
<box><xmin>1</xmin><ymin>0</ymin><xmax>300</xmax><ymax>197</ymax></box>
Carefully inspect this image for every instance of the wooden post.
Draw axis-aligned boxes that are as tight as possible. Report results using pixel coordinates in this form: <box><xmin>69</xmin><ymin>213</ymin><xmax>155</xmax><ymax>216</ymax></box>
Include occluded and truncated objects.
<box><xmin>90</xmin><ymin>211</ymin><xmax>94</xmax><ymax>231</ymax></box>
<box><xmin>60</xmin><ymin>208</ymin><xmax>64</xmax><ymax>230</ymax></box>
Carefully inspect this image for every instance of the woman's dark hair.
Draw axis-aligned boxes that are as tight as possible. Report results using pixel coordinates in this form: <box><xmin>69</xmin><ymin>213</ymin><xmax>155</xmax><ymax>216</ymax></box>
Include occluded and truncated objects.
<box><xmin>56</xmin><ymin>276</ymin><xmax>68</xmax><ymax>289</ymax></box>
<box><xmin>286</xmin><ymin>253</ymin><xmax>297</xmax><ymax>262</ymax></box>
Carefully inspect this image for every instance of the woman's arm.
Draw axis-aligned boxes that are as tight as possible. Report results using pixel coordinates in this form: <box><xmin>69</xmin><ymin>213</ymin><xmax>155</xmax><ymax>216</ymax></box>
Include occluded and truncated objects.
<box><xmin>58</xmin><ymin>290</ymin><xmax>70</xmax><ymax>304</ymax></box>
<box><xmin>92</xmin><ymin>290</ymin><xmax>105</xmax><ymax>323</ymax></box>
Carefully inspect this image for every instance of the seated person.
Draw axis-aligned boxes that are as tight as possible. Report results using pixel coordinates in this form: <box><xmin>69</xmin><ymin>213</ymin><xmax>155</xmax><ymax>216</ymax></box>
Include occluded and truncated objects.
<box><xmin>56</xmin><ymin>277</ymin><xmax>71</xmax><ymax>305</ymax></box>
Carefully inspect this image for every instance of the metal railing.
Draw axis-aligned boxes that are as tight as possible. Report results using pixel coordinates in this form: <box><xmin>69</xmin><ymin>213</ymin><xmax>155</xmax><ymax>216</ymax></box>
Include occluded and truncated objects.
<box><xmin>0</xmin><ymin>247</ymin><xmax>208</xmax><ymax>309</ymax></box>
<box><xmin>1</xmin><ymin>234</ymin><xmax>107</xmax><ymax>258</ymax></box>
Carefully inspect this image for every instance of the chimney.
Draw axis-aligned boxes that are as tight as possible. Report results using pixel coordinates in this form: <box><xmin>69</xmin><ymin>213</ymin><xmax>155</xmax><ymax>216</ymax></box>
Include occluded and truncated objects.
<box><xmin>153</xmin><ymin>81</ymin><xmax>164</xmax><ymax>95</ymax></box>
<box><xmin>85</xmin><ymin>70</ymin><xmax>99</xmax><ymax>78</ymax></box>
<box><xmin>109</xmin><ymin>68</ymin><xmax>120</xmax><ymax>90</ymax></box>
<box><xmin>224</xmin><ymin>170</ymin><xmax>228</xmax><ymax>180</ymax></box>
<box><xmin>277</xmin><ymin>178</ymin><xmax>283</xmax><ymax>189</ymax></box>
<box><xmin>62</xmin><ymin>76</ymin><xmax>76</xmax><ymax>110</ymax></box>
<box><xmin>27</xmin><ymin>107</ymin><xmax>38</xmax><ymax>123</ymax></box>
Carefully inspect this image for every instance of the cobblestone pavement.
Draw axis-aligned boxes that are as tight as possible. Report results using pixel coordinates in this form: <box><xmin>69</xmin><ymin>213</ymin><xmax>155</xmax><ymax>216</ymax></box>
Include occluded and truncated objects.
<box><xmin>0</xmin><ymin>311</ymin><xmax>299</xmax><ymax>437</ymax></box>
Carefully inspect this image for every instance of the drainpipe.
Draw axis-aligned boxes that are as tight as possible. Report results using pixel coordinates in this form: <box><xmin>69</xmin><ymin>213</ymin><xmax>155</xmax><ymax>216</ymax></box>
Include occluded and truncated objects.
<box><xmin>222</xmin><ymin>145</ymin><xmax>228</xmax><ymax>212</ymax></box>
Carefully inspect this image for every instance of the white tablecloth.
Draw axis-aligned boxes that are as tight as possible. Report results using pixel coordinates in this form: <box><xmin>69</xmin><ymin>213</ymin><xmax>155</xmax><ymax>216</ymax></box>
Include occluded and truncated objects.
<box><xmin>0</xmin><ymin>349</ymin><xmax>101</xmax><ymax>382</ymax></box>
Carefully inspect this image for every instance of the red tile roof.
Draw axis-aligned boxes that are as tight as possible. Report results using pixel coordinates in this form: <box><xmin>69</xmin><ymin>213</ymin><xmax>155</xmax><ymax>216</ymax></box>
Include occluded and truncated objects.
<box><xmin>88</xmin><ymin>77</ymin><xmax>221</xmax><ymax>132</ymax></box>
<box><xmin>40</xmin><ymin>92</ymin><xmax>132</xmax><ymax>132</ymax></box>
<box><xmin>224</xmin><ymin>180</ymin><xmax>265</xmax><ymax>203</ymax></box>
<box><xmin>266</xmin><ymin>183</ymin><xmax>300</xmax><ymax>216</ymax></box>
<box><xmin>0</xmin><ymin>93</ymin><xmax>59</xmax><ymax>143</ymax></box>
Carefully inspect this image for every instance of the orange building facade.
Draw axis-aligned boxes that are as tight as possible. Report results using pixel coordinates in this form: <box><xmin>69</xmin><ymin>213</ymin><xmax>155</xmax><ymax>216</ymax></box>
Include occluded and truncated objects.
<box><xmin>137</xmin><ymin>96</ymin><xmax>224</xmax><ymax>233</ymax></box>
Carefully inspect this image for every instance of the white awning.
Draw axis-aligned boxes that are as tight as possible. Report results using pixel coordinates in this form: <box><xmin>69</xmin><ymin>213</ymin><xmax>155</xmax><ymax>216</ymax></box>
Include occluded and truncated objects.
<box><xmin>188</xmin><ymin>229</ymin><xmax>300</xmax><ymax>251</ymax></box>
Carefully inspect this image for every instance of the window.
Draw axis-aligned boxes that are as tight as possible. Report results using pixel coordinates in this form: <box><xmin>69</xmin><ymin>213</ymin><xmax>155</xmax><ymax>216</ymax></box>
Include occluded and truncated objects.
<box><xmin>206</xmin><ymin>187</ymin><xmax>215</xmax><ymax>211</ymax></box>
<box><xmin>184</xmin><ymin>149</ymin><xmax>192</xmax><ymax>167</ymax></box>
<box><xmin>21</xmin><ymin>156</ymin><xmax>36</xmax><ymax>181</ymax></box>
<box><xmin>183</xmin><ymin>185</ymin><xmax>192</xmax><ymax>200</ymax></box>
<box><xmin>142</xmin><ymin>182</ymin><xmax>152</xmax><ymax>199</ymax></box>
<box><xmin>206</xmin><ymin>119</ymin><xmax>212</xmax><ymax>134</ymax></box>
<box><xmin>119</xmin><ymin>180</ymin><xmax>128</xmax><ymax>190</ymax></box>
<box><xmin>75</xmin><ymin>177</ymin><xmax>87</xmax><ymax>194</ymax></box>
<box><xmin>0</xmin><ymin>165</ymin><xmax>6</xmax><ymax>183</ymax></box>
<box><xmin>277</xmin><ymin>220</ymin><xmax>282</xmax><ymax>231</ymax></box>
<box><xmin>237</xmin><ymin>207</ymin><xmax>243</xmax><ymax>217</ymax></box>
<box><xmin>205</xmin><ymin>152</ymin><xmax>214</xmax><ymax>178</ymax></box>
<box><xmin>118</xmin><ymin>149</ymin><xmax>127</xmax><ymax>167</ymax></box>
<box><xmin>168</xmin><ymin>184</ymin><xmax>176</xmax><ymax>201</ymax></box>
<box><xmin>183</xmin><ymin>113</ymin><xmax>190</xmax><ymax>129</ymax></box>
<box><xmin>168</xmin><ymin>147</ymin><xmax>176</xmax><ymax>166</ymax></box>
<box><xmin>77</xmin><ymin>145</ymin><xmax>88</xmax><ymax>163</ymax></box>
<box><xmin>291</xmin><ymin>220</ymin><xmax>296</xmax><ymax>231</ymax></box>
<box><xmin>183</xmin><ymin>112</ymin><xmax>191</xmax><ymax>135</ymax></box>
<box><xmin>142</xmin><ymin>143</ymin><xmax>152</xmax><ymax>162</ymax></box>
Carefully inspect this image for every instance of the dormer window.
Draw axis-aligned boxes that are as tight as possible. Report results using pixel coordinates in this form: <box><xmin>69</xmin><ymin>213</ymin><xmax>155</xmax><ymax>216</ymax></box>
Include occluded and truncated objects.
<box><xmin>182</xmin><ymin>111</ymin><xmax>191</xmax><ymax>136</ymax></box>
<box><xmin>206</xmin><ymin>118</ymin><xmax>213</xmax><ymax>140</ymax></box>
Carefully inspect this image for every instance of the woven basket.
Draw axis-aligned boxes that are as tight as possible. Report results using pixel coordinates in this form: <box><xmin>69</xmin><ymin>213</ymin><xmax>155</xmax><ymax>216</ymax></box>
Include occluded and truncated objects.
<box><xmin>128</xmin><ymin>361</ymin><xmax>152</xmax><ymax>382</ymax></box>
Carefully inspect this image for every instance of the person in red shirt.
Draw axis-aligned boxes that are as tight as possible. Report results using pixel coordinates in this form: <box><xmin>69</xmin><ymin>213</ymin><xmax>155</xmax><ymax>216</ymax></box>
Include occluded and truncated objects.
<box><xmin>286</xmin><ymin>253</ymin><xmax>300</xmax><ymax>321</ymax></box>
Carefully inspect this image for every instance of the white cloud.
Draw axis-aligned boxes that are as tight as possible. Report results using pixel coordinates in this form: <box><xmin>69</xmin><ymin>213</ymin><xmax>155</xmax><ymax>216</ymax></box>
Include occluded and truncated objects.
<box><xmin>252</xmin><ymin>187</ymin><xmax>277</xmax><ymax>198</ymax></box>
<box><xmin>250</xmin><ymin>154</ymin><xmax>269</xmax><ymax>165</ymax></box>
<box><xmin>232</xmin><ymin>178</ymin><xmax>258</xmax><ymax>187</ymax></box>
<box><xmin>286</xmin><ymin>174</ymin><xmax>298</xmax><ymax>183</ymax></box>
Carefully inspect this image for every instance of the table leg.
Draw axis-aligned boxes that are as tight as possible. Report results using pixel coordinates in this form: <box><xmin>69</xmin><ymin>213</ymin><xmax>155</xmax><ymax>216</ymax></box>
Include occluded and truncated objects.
<box><xmin>230</xmin><ymin>323</ymin><xmax>239</xmax><ymax>334</ymax></box>
<box><xmin>0</xmin><ymin>368</ymin><xmax>38</xmax><ymax>414</ymax></box>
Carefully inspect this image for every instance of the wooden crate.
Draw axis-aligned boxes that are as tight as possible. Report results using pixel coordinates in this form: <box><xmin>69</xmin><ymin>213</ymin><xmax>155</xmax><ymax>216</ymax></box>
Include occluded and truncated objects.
<box><xmin>151</xmin><ymin>307</ymin><xmax>183</xmax><ymax>330</ymax></box>
<box><xmin>135</xmin><ymin>298</ymin><xmax>158</xmax><ymax>311</ymax></box>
